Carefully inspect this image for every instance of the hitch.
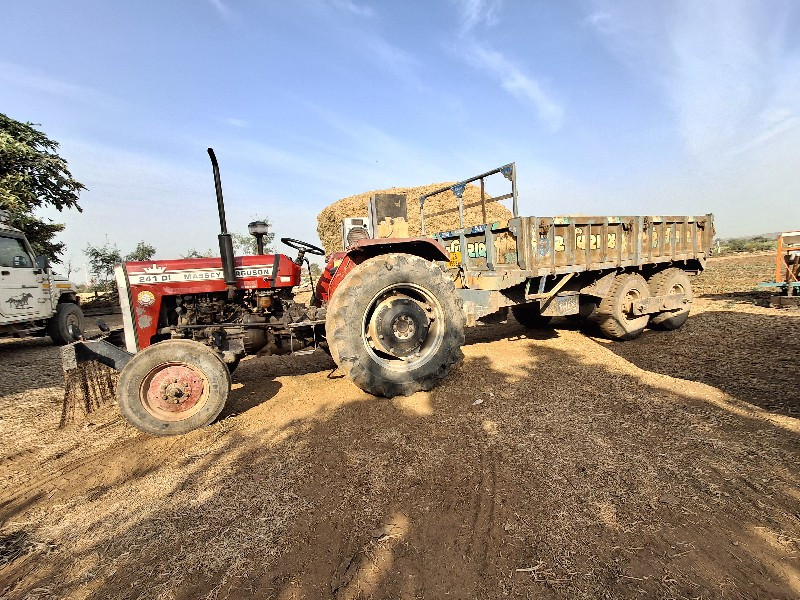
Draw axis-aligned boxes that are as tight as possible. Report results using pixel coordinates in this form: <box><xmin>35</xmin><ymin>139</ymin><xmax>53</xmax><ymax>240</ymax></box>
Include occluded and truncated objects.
<box><xmin>61</xmin><ymin>338</ymin><xmax>134</xmax><ymax>373</ymax></box>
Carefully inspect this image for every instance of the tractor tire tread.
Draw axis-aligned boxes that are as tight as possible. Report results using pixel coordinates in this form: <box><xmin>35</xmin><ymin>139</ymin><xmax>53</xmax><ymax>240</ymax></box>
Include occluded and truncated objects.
<box><xmin>326</xmin><ymin>253</ymin><xmax>464</xmax><ymax>398</ymax></box>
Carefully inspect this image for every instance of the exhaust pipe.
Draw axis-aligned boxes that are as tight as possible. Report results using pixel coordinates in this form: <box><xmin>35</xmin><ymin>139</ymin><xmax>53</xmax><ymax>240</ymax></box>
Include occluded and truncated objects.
<box><xmin>207</xmin><ymin>148</ymin><xmax>237</xmax><ymax>296</ymax></box>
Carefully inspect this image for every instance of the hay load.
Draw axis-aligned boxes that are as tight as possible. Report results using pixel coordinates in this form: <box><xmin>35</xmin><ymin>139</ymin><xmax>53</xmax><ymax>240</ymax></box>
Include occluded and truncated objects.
<box><xmin>317</xmin><ymin>182</ymin><xmax>514</xmax><ymax>256</ymax></box>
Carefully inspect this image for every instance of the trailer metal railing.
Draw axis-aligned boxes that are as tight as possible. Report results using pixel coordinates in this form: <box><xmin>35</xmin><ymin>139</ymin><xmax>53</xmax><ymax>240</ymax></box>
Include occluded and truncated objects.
<box><xmin>419</xmin><ymin>163</ymin><xmax>517</xmax><ymax>236</ymax></box>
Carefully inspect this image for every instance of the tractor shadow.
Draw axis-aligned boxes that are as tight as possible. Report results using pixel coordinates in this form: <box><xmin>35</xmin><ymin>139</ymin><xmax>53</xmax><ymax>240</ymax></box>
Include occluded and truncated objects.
<box><xmin>221</xmin><ymin>350</ymin><xmax>335</xmax><ymax>417</ymax></box>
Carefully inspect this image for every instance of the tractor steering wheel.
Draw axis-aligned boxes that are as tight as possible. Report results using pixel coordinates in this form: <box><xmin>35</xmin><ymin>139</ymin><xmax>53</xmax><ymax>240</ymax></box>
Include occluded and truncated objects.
<box><xmin>281</xmin><ymin>237</ymin><xmax>325</xmax><ymax>256</ymax></box>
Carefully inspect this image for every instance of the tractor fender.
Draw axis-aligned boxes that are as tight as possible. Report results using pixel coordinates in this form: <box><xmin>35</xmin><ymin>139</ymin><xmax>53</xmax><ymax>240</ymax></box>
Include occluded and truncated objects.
<box><xmin>315</xmin><ymin>238</ymin><xmax>449</xmax><ymax>304</ymax></box>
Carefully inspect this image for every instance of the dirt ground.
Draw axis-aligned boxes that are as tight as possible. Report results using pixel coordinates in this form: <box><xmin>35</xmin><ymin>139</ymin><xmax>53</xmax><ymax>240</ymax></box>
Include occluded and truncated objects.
<box><xmin>1</xmin><ymin>253</ymin><xmax>798</xmax><ymax>599</ymax></box>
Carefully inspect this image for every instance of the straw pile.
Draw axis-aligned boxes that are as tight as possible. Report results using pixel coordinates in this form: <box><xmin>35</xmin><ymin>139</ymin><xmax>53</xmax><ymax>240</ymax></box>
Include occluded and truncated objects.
<box><xmin>317</xmin><ymin>182</ymin><xmax>513</xmax><ymax>255</ymax></box>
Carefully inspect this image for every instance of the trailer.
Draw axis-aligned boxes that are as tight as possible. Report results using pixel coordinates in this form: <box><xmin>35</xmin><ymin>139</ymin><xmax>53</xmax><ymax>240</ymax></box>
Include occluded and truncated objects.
<box><xmin>427</xmin><ymin>164</ymin><xmax>712</xmax><ymax>332</ymax></box>
<box><xmin>63</xmin><ymin>153</ymin><xmax>713</xmax><ymax>436</ymax></box>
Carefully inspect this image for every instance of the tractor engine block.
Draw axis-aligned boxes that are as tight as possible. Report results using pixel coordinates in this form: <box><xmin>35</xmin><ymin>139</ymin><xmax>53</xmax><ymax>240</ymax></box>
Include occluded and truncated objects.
<box><xmin>160</xmin><ymin>289</ymin><xmax>326</xmax><ymax>362</ymax></box>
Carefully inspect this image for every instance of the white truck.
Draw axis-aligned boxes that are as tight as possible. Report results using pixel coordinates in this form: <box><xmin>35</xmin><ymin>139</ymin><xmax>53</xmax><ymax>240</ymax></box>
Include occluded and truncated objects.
<box><xmin>0</xmin><ymin>210</ymin><xmax>83</xmax><ymax>344</ymax></box>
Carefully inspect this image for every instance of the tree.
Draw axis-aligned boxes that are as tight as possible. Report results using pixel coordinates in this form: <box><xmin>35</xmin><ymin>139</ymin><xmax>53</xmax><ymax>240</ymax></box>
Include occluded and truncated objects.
<box><xmin>61</xmin><ymin>254</ymin><xmax>77</xmax><ymax>279</ymax></box>
<box><xmin>0</xmin><ymin>113</ymin><xmax>85</xmax><ymax>262</ymax></box>
<box><xmin>182</xmin><ymin>248</ymin><xmax>215</xmax><ymax>258</ymax></box>
<box><xmin>306</xmin><ymin>262</ymin><xmax>322</xmax><ymax>278</ymax></box>
<box><xmin>232</xmin><ymin>216</ymin><xmax>275</xmax><ymax>255</ymax></box>
<box><xmin>85</xmin><ymin>242</ymin><xmax>122</xmax><ymax>292</ymax></box>
<box><xmin>126</xmin><ymin>241</ymin><xmax>156</xmax><ymax>262</ymax></box>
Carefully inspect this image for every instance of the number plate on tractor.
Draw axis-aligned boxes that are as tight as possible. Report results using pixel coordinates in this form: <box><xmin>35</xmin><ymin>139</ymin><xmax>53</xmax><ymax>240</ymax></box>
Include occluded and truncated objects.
<box><xmin>447</xmin><ymin>251</ymin><xmax>462</xmax><ymax>268</ymax></box>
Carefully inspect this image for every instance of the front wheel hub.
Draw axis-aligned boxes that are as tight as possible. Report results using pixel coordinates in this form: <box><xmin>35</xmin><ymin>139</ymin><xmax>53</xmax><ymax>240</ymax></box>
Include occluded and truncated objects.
<box><xmin>145</xmin><ymin>364</ymin><xmax>206</xmax><ymax>415</ymax></box>
<box><xmin>368</xmin><ymin>294</ymin><xmax>430</xmax><ymax>357</ymax></box>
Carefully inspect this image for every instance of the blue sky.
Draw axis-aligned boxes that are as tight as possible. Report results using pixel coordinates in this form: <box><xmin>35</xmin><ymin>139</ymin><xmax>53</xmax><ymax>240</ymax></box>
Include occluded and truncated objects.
<box><xmin>1</xmin><ymin>0</ymin><xmax>799</xmax><ymax>274</ymax></box>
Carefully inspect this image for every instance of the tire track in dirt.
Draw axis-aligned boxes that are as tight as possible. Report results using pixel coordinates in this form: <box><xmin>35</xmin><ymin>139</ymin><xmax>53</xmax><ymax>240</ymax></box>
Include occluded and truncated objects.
<box><xmin>466</xmin><ymin>448</ymin><xmax>499</xmax><ymax>572</ymax></box>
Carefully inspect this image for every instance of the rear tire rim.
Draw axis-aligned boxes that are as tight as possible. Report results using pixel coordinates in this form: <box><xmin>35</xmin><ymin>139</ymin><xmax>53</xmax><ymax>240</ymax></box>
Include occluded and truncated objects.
<box><xmin>140</xmin><ymin>363</ymin><xmax>209</xmax><ymax>422</ymax></box>
<box><xmin>362</xmin><ymin>283</ymin><xmax>445</xmax><ymax>372</ymax></box>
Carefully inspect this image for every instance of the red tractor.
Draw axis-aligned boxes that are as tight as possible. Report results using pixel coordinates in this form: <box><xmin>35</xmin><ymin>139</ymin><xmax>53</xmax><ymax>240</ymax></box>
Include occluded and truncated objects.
<box><xmin>64</xmin><ymin>149</ymin><xmax>462</xmax><ymax>435</ymax></box>
<box><xmin>65</xmin><ymin>149</ymin><xmax>712</xmax><ymax>436</ymax></box>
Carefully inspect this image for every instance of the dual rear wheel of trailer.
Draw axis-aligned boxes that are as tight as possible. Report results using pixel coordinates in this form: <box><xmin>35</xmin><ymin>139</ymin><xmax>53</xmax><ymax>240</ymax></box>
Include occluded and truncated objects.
<box><xmin>514</xmin><ymin>268</ymin><xmax>693</xmax><ymax>340</ymax></box>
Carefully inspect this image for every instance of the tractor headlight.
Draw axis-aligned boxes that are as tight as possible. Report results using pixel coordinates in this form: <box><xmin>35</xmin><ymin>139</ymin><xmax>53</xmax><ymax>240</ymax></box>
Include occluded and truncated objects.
<box><xmin>248</xmin><ymin>221</ymin><xmax>269</xmax><ymax>236</ymax></box>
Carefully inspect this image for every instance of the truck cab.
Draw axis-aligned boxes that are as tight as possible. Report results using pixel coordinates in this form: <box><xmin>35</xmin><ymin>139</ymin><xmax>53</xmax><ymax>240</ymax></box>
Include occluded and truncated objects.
<box><xmin>0</xmin><ymin>211</ymin><xmax>83</xmax><ymax>344</ymax></box>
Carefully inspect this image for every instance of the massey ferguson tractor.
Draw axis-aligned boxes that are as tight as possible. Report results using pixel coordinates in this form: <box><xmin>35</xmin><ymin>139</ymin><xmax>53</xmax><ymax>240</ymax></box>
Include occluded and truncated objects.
<box><xmin>63</xmin><ymin>149</ymin><xmax>713</xmax><ymax>436</ymax></box>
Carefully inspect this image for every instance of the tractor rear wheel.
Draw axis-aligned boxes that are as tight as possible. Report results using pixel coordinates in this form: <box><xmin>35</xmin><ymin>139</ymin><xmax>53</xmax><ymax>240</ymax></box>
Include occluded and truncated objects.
<box><xmin>648</xmin><ymin>268</ymin><xmax>692</xmax><ymax>330</ymax></box>
<box><xmin>117</xmin><ymin>340</ymin><xmax>231</xmax><ymax>436</ymax></box>
<box><xmin>326</xmin><ymin>253</ymin><xmax>465</xmax><ymax>397</ymax></box>
<box><xmin>511</xmin><ymin>302</ymin><xmax>552</xmax><ymax>328</ymax></box>
<box><xmin>596</xmin><ymin>273</ymin><xmax>650</xmax><ymax>340</ymax></box>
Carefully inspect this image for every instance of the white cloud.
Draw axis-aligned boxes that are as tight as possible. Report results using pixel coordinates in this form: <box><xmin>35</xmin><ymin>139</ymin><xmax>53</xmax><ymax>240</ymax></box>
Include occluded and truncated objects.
<box><xmin>460</xmin><ymin>43</ymin><xmax>564</xmax><ymax>131</ymax></box>
<box><xmin>457</xmin><ymin>0</ymin><xmax>502</xmax><ymax>34</ymax></box>
<box><xmin>330</xmin><ymin>0</ymin><xmax>375</xmax><ymax>18</ymax></box>
<box><xmin>225</xmin><ymin>117</ymin><xmax>248</xmax><ymax>128</ymax></box>
<box><xmin>304</xmin><ymin>1</ymin><xmax>422</xmax><ymax>89</ymax></box>
<box><xmin>450</xmin><ymin>1</ymin><xmax>563</xmax><ymax>130</ymax></box>
<box><xmin>582</xmin><ymin>0</ymin><xmax>800</xmax><ymax>235</ymax></box>
<box><xmin>587</xmin><ymin>0</ymin><xmax>800</xmax><ymax>160</ymax></box>
<box><xmin>362</xmin><ymin>35</ymin><xmax>424</xmax><ymax>89</ymax></box>
<box><xmin>207</xmin><ymin>0</ymin><xmax>237</xmax><ymax>22</ymax></box>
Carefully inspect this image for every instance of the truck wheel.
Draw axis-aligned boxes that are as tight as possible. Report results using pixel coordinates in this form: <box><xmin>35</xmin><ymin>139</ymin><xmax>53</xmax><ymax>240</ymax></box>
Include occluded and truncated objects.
<box><xmin>596</xmin><ymin>273</ymin><xmax>650</xmax><ymax>340</ymax></box>
<box><xmin>117</xmin><ymin>340</ymin><xmax>231</xmax><ymax>436</ymax></box>
<box><xmin>511</xmin><ymin>303</ymin><xmax>552</xmax><ymax>328</ymax></box>
<box><xmin>48</xmin><ymin>302</ymin><xmax>84</xmax><ymax>345</ymax></box>
<box><xmin>326</xmin><ymin>253</ymin><xmax>465</xmax><ymax>397</ymax></box>
<box><xmin>648</xmin><ymin>268</ymin><xmax>692</xmax><ymax>330</ymax></box>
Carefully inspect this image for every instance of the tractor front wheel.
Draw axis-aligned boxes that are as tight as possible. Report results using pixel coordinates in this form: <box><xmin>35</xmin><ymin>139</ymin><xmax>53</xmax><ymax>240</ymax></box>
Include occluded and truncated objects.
<box><xmin>117</xmin><ymin>340</ymin><xmax>231</xmax><ymax>436</ymax></box>
<box><xmin>326</xmin><ymin>253</ymin><xmax>465</xmax><ymax>397</ymax></box>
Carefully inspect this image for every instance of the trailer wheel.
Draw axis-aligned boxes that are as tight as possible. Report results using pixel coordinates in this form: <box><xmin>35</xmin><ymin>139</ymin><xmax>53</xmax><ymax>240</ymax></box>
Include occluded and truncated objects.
<box><xmin>117</xmin><ymin>340</ymin><xmax>231</xmax><ymax>436</ymax></box>
<box><xmin>596</xmin><ymin>273</ymin><xmax>650</xmax><ymax>340</ymax></box>
<box><xmin>511</xmin><ymin>303</ymin><xmax>552</xmax><ymax>328</ymax></box>
<box><xmin>326</xmin><ymin>253</ymin><xmax>465</xmax><ymax>397</ymax></box>
<box><xmin>648</xmin><ymin>268</ymin><xmax>692</xmax><ymax>330</ymax></box>
<box><xmin>48</xmin><ymin>302</ymin><xmax>84</xmax><ymax>345</ymax></box>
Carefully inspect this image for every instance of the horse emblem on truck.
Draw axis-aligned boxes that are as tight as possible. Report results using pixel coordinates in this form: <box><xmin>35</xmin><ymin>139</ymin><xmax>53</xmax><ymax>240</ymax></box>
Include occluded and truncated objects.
<box><xmin>6</xmin><ymin>292</ymin><xmax>33</xmax><ymax>309</ymax></box>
